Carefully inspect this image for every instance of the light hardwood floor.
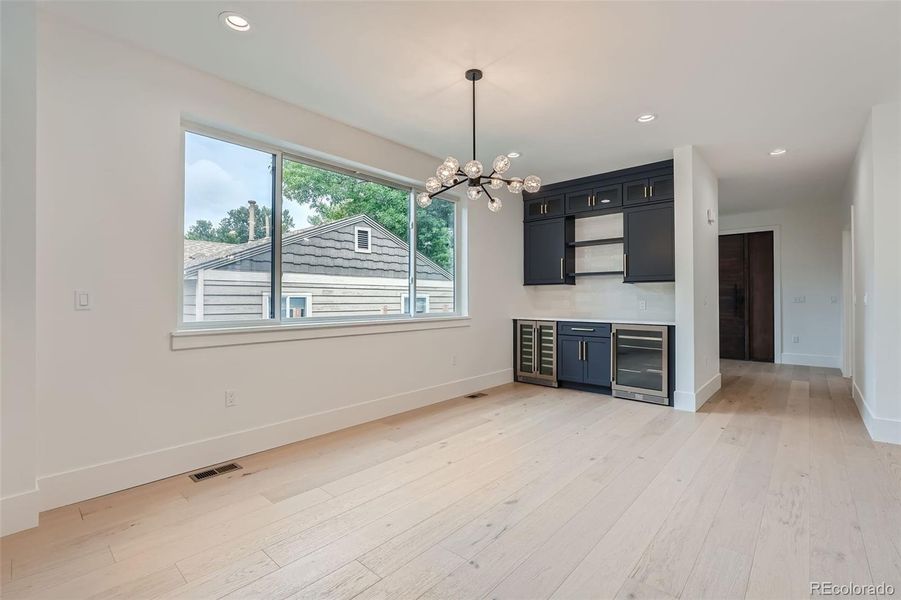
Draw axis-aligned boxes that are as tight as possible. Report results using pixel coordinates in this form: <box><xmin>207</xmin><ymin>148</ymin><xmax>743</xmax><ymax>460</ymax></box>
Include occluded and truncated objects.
<box><xmin>2</xmin><ymin>361</ymin><xmax>899</xmax><ymax>599</ymax></box>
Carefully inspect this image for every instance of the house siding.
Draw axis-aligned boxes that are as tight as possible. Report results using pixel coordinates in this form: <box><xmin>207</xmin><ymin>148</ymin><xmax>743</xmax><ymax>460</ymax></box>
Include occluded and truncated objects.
<box><xmin>182</xmin><ymin>217</ymin><xmax>454</xmax><ymax>323</ymax></box>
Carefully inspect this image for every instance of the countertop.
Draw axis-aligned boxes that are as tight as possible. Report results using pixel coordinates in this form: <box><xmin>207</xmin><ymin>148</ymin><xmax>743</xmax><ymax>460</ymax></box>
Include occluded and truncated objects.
<box><xmin>513</xmin><ymin>316</ymin><xmax>676</xmax><ymax>327</ymax></box>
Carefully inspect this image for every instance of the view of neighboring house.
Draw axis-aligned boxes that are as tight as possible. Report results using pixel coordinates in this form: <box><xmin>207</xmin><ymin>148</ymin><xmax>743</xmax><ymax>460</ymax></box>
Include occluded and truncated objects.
<box><xmin>183</xmin><ymin>214</ymin><xmax>454</xmax><ymax>322</ymax></box>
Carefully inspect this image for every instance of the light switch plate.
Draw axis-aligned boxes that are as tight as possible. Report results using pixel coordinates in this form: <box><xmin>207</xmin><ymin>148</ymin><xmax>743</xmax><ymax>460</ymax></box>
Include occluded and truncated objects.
<box><xmin>74</xmin><ymin>290</ymin><xmax>91</xmax><ymax>310</ymax></box>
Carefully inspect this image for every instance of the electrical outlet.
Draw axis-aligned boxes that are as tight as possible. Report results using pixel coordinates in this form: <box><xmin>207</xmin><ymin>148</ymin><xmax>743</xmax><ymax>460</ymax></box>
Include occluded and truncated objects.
<box><xmin>225</xmin><ymin>390</ymin><xmax>237</xmax><ymax>408</ymax></box>
<box><xmin>638</xmin><ymin>299</ymin><xmax>647</xmax><ymax>311</ymax></box>
<box><xmin>830</xmin><ymin>296</ymin><xmax>838</xmax><ymax>304</ymax></box>
<box><xmin>793</xmin><ymin>296</ymin><xmax>806</xmax><ymax>304</ymax></box>
<box><xmin>452</xmin><ymin>354</ymin><xmax>457</xmax><ymax>366</ymax></box>
<box><xmin>792</xmin><ymin>335</ymin><xmax>800</xmax><ymax>344</ymax></box>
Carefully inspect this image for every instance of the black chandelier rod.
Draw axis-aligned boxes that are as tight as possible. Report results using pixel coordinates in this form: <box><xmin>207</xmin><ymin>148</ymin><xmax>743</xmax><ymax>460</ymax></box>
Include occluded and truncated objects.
<box><xmin>471</xmin><ymin>75</ymin><xmax>476</xmax><ymax>162</ymax></box>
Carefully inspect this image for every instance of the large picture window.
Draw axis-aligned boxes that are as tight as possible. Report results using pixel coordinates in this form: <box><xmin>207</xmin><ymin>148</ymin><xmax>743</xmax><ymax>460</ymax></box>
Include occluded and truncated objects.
<box><xmin>181</xmin><ymin>127</ymin><xmax>458</xmax><ymax>328</ymax></box>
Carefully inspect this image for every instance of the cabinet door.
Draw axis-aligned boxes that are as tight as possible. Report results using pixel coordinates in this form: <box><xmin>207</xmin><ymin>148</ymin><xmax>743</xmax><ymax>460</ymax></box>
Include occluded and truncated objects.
<box><xmin>543</xmin><ymin>195</ymin><xmax>565</xmax><ymax>218</ymax></box>
<box><xmin>524</xmin><ymin>218</ymin><xmax>568</xmax><ymax>285</ymax></box>
<box><xmin>536</xmin><ymin>322</ymin><xmax>557</xmax><ymax>378</ymax></box>
<box><xmin>565</xmin><ymin>188</ymin><xmax>595</xmax><ymax>215</ymax></box>
<box><xmin>524</xmin><ymin>195</ymin><xmax>564</xmax><ymax>221</ymax></box>
<box><xmin>624</xmin><ymin>203</ymin><xmax>675</xmax><ymax>282</ymax></box>
<box><xmin>584</xmin><ymin>337</ymin><xmax>611</xmax><ymax>387</ymax></box>
<box><xmin>623</xmin><ymin>178</ymin><xmax>649</xmax><ymax>206</ymax></box>
<box><xmin>524</xmin><ymin>198</ymin><xmax>547</xmax><ymax>221</ymax></box>
<box><xmin>648</xmin><ymin>174</ymin><xmax>674</xmax><ymax>202</ymax></box>
<box><xmin>557</xmin><ymin>335</ymin><xmax>584</xmax><ymax>383</ymax></box>
<box><xmin>592</xmin><ymin>184</ymin><xmax>622</xmax><ymax>209</ymax></box>
<box><xmin>516</xmin><ymin>321</ymin><xmax>536</xmax><ymax>376</ymax></box>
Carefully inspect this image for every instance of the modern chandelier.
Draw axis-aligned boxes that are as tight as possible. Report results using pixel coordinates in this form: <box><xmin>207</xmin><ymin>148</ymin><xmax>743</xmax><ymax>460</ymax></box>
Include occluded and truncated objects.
<box><xmin>416</xmin><ymin>69</ymin><xmax>540</xmax><ymax>213</ymax></box>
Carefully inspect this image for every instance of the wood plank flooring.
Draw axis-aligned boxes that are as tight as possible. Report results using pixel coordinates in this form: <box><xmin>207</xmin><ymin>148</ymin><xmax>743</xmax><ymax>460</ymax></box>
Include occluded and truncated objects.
<box><xmin>2</xmin><ymin>361</ymin><xmax>899</xmax><ymax>599</ymax></box>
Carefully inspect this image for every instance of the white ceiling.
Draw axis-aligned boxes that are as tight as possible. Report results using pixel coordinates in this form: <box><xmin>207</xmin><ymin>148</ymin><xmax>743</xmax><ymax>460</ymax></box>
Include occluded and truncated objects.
<box><xmin>43</xmin><ymin>1</ymin><xmax>900</xmax><ymax>213</ymax></box>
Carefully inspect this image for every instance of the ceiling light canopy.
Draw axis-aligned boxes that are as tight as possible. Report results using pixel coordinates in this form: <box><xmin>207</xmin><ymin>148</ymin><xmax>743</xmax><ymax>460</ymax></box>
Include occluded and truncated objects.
<box><xmin>220</xmin><ymin>11</ymin><xmax>250</xmax><ymax>32</ymax></box>
<box><xmin>507</xmin><ymin>152</ymin><xmax>521</xmax><ymax>158</ymax></box>
<box><xmin>417</xmin><ymin>69</ymin><xmax>540</xmax><ymax>213</ymax></box>
<box><xmin>769</xmin><ymin>147</ymin><xmax>787</xmax><ymax>156</ymax></box>
<box><xmin>636</xmin><ymin>113</ymin><xmax>657</xmax><ymax>123</ymax></box>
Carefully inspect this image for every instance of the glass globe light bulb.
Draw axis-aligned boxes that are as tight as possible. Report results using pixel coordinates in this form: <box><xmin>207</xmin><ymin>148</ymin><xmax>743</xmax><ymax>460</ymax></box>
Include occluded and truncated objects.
<box><xmin>493</xmin><ymin>155</ymin><xmax>511</xmax><ymax>174</ymax></box>
<box><xmin>488</xmin><ymin>197</ymin><xmax>503</xmax><ymax>213</ymax></box>
<box><xmin>416</xmin><ymin>192</ymin><xmax>432</xmax><ymax>208</ymax></box>
<box><xmin>466</xmin><ymin>187</ymin><xmax>483</xmax><ymax>201</ymax></box>
<box><xmin>488</xmin><ymin>175</ymin><xmax>504</xmax><ymax>190</ymax></box>
<box><xmin>436</xmin><ymin>163</ymin><xmax>455</xmax><ymax>183</ymax></box>
<box><xmin>463</xmin><ymin>160</ymin><xmax>483</xmax><ymax>179</ymax></box>
<box><xmin>425</xmin><ymin>177</ymin><xmax>442</xmax><ymax>193</ymax></box>
<box><xmin>523</xmin><ymin>175</ymin><xmax>542</xmax><ymax>194</ymax></box>
<box><xmin>506</xmin><ymin>177</ymin><xmax>524</xmax><ymax>194</ymax></box>
<box><xmin>444</xmin><ymin>156</ymin><xmax>460</xmax><ymax>172</ymax></box>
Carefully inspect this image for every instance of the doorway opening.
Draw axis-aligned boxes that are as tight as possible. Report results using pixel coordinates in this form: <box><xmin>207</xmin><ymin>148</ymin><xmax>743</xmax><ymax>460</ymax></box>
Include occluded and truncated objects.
<box><xmin>719</xmin><ymin>231</ymin><xmax>775</xmax><ymax>362</ymax></box>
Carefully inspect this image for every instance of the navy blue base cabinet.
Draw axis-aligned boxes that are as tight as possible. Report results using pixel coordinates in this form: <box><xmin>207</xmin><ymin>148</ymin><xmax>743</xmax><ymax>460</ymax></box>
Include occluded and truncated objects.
<box><xmin>557</xmin><ymin>322</ymin><xmax>611</xmax><ymax>388</ymax></box>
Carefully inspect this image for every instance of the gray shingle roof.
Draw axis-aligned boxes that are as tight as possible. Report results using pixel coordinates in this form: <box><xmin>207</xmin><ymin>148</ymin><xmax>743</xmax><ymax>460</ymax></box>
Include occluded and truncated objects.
<box><xmin>184</xmin><ymin>214</ymin><xmax>452</xmax><ymax>281</ymax></box>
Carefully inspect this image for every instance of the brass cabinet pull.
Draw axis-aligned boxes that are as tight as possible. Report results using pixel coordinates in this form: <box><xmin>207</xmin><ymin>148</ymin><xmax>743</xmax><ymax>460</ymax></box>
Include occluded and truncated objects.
<box><xmin>571</xmin><ymin>327</ymin><xmax>595</xmax><ymax>332</ymax></box>
<box><xmin>644</xmin><ymin>185</ymin><xmax>648</xmax><ymax>198</ymax></box>
<box><xmin>649</xmin><ymin>185</ymin><xmax>654</xmax><ymax>197</ymax></box>
<box><xmin>560</xmin><ymin>257</ymin><xmax>565</xmax><ymax>280</ymax></box>
<box><xmin>578</xmin><ymin>340</ymin><xmax>582</xmax><ymax>361</ymax></box>
<box><xmin>583</xmin><ymin>341</ymin><xmax>588</xmax><ymax>361</ymax></box>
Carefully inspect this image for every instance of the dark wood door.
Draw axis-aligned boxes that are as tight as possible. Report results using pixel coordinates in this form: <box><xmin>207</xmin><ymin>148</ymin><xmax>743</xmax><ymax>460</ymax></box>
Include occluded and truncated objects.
<box><xmin>747</xmin><ymin>232</ymin><xmax>775</xmax><ymax>361</ymax></box>
<box><xmin>718</xmin><ymin>232</ymin><xmax>774</xmax><ymax>361</ymax></box>
<box><xmin>524</xmin><ymin>218</ymin><xmax>567</xmax><ymax>284</ymax></box>
<box><xmin>623</xmin><ymin>203</ymin><xmax>675</xmax><ymax>282</ymax></box>
<box><xmin>719</xmin><ymin>234</ymin><xmax>747</xmax><ymax>359</ymax></box>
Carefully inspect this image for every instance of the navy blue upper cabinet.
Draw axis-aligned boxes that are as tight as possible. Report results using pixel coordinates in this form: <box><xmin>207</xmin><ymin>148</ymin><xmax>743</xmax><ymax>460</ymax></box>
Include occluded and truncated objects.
<box><xmin>565</xmin><ymin>184</ymin><xmax>622</xmax><ymax>215</ymax></box>
<box><xmin>624</xmin><ymin>202</ymin><xmax>675</xmax><ymax>282</ymax></box>
<box><xmin>524</xmin><ymin>218</ymin><xmax>574</xmax><ymax>285</ymax></box>
<box><xmin>624</xmin><ymin>174</ymin><xmax>674</xmax><ymax>206</ymax></box>
<box><xmin>524</xmin><ymin>194</ymin><xmax>564</xmax><ymax>221</ymax></box>
<box><xmin>522</xmin><ymin>159</ymin><xmax>674</xmax><ymax>286</ymax></box>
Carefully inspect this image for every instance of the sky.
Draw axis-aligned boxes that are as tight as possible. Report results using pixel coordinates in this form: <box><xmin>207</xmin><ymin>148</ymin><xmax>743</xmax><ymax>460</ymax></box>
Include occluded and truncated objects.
<box><xmin>184</xmin><ymin>132</ymin><xmax>312</xmax><ymax>233</ymax></box>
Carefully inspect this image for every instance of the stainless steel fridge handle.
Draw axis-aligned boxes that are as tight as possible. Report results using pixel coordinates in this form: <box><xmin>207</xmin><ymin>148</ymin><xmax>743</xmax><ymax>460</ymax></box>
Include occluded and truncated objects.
<box><xmin>610</xmin><ymin>332</ymin><xmax>616</xmax><ymax>382</ymax></box>
<box><xmin>571</xmin><ymin>327</ymin><xmax>594</xmax><ymax>332</ymax></box>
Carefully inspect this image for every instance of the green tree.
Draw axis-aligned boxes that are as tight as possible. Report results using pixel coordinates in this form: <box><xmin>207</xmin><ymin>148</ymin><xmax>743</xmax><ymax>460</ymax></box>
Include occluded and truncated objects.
<box><xmin>186</xmin><ymin>205</ymin><xmax>293</xmax><ymax>244</ymax></box>
<box><xmin>281</xmin><ymin>160</ymin><xmax>454</xmax><ymax>271</ymax></box>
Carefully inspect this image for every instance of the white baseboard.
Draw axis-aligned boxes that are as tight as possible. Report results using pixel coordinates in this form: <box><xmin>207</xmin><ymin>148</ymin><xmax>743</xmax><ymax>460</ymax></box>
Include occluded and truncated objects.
<box><xmin>852</xmin><ymin>380</ymin><xmax>901</xmax><ymax>445</ymax></box>
<box><xmin>781</xmin><ymin>353</ymin><xmax>841</xmax><ymax>369</ymax></box>
<box><xmin>33</xmin><ymin>368</ymin><xmax>513</xmax><ymax>519</ymax></box>
<box><xmin>0</xmin><ymin>488</ymin><xmax>39</xmax><ymax>537</ymax></box>
<box><xmin>674</xmin><ymin>372</ymin><xmax>722</xmax><ymax>412</ymax></box>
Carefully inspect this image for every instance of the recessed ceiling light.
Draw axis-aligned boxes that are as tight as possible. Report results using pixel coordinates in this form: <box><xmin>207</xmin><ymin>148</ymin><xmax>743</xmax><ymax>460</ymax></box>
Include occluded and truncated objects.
<box><xmin>507</xmin><ymin>151</ymin><xmax>521</xmax><ymax>158</ymax></box>
<box><xmin>636</xmin><ymin>113</ymin><xmax>657</xmax><ymax>123</ymax></box>
<box><xmin>769</xmin><ymin>148</ymin><xmax>787</xmax><ymax>157</ymax></box>
<box><xmin>220</xmin><ymin>11</ymin><xmax>250</xmax><ymax>32</ymax></box>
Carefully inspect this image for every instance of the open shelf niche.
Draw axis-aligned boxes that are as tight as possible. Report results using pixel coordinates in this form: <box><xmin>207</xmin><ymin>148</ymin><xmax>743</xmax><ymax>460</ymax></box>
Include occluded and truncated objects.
<box><xmin>571</xmin><ymin>214</ymin><xmax>625</xmax><ymax>278</ymax></box>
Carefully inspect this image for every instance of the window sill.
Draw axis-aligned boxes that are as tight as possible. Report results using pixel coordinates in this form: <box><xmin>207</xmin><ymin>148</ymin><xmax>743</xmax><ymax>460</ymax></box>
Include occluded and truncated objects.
<box><xmin>170</xmin><ymin>315</ymin><xmax>471</xmax><ymax>351</ymax></box>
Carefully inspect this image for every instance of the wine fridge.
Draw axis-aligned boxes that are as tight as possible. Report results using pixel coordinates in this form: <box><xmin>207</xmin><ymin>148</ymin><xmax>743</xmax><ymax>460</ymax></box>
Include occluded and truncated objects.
<box><xmin>515</xmin><ymin>320</ymin><xmax>558</xmax><ymax>387</ymax></box>
<box><xmin>611</xmin><ymin>324</ymin><xmax>669</xmax><ymax>404</ymax></box>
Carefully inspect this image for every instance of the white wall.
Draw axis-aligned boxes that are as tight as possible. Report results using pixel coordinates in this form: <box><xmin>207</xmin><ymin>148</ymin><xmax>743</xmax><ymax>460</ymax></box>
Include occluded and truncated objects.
<box><xmin>16</xmin><ymin>13</ymin><xmax>523</xmax><ymax>532</ymax></box>
<box><xmin>843</xmin><ymin>102</ymin><xmax>901</xmax><ymax>444</ymax></box>
<box><xmin>720</xmin><ymin>200</ymin><xmax>845</xmax><ymax>368</ymax></box>
<box><xmin>673</xmin><ymin>146</ymin><xmax>721</xmax><ymax>411</ymax></box>
<box><xmin>1</xmin><ymin>0</ymin><xmax>40</xmax><ymax>535</ymax></box>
